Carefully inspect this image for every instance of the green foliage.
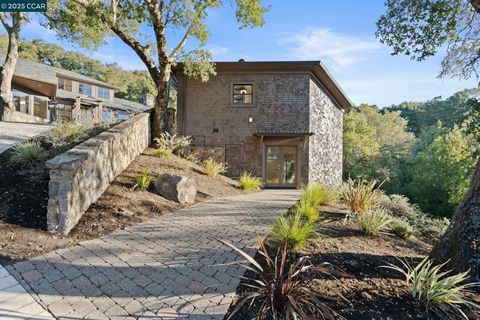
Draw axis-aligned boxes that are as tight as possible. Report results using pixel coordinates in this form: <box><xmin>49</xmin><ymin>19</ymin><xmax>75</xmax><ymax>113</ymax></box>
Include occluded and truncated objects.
<box><xmin>270</xmin><ymin>213</ymin><xmax>318</xmax><ymax>250</ymax></box>
<box><xmin>355</xmin><ymin>208</ymin><xmax>392</xmax><ymax>236</ymax></box>
<box><xmin>342</xmin><ymin>179</ymin><xmax>382</xmax><ymax>214</ymax></box>
<box><xmin>410</xmin><ymin>125</ymin><xmax>478</xmax><ymax>217</ymax></box>
<box><xmin>294</xmin><ymin>199</ymin><xmax>320</xmax><ymax>223</ymax></box>
<box><xmin>301</xmin><ymin>183</ymin><xmax>338</xmax><ymax>208</ymax></box>
<box><xmin>222</xmin><ymin>238</ymin><xmax>344</xmax><ymax>320</ymax></box>
<box><xmin>8</xmin><ymin>141</ymin><xmax>43</xmax><ymax>166</ymax></box>
<box><xmin>45</xmin><ymin>122</ymin><xmax>88</xmax><ymax>145</ymax></box>
<box><xmin>135</xmin><ymin>171</ymin><xmax>151</xmax><ymax>189</ymax></box>
<box><xmin>379</xmin><ymin>194</ymin><xmax>417</xmax><ymax>217</ymax></box>
<box><xmin>203</xmin><ymin>158</ymin><xmax>228</xmax><ymax>177</ymax></box>
<box><xmin>405</xmin><ymin>211</ymin><xmax>450</xmax><ymax>242</ymax></box>
<box><xmin>153</xmin><ymin>133</ymin><xmax>191</xmax><ymax>155</ymax></box>
<box><xmin>343</xmin><ymin>104</ymin><xmax>414</xmax><ymax>188</ymax></box>
<box><xmin>151</xmin><ymin>147</ymin><xmax>172</xmax><ymax>158</ymax></box>
<box><xmin>239</xmin><ymin>172</ymin><xmax>262</xmax><ymax>190</ymax></box>
<box><xmin>390</xmin><ymin>218</ymin><xmax>415</xmax><ymax>239</ymax></box>
<box><xmin>384</xmin><ymin>258</ymin><xmax>480</xmax><ymax>319</ymax></box>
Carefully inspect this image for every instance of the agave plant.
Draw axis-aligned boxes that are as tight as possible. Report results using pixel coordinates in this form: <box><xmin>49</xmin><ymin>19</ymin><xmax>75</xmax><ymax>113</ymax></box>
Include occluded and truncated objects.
<box><xmin>383</xmin><ymin>258</ymin><xmax>480</xmax><ymax>319</ymax></box>
<box><xmin>221</xmin><ymin>237</ymin><xmax>346</xmax><ymax>320</ymax></box>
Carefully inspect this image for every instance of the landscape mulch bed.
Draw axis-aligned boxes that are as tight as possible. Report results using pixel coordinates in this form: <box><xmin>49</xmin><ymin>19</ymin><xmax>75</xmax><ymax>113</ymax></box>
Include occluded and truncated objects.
<box><xmin>227</xmin><ymin>204</ymin><xmax>480</xmax><ymax>320</ymax></box>
<box><xmin>0</xmin><ymin>147</ymin><xmax>244</xmax><ymax>265</ymax></box>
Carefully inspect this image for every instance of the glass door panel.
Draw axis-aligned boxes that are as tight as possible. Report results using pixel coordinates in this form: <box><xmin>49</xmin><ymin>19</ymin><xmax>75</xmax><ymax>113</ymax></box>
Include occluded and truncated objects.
<box><xmin>266</xmin><ymin>146</ymin><xmax>281</xmax><ymax>184</ymax></box>
<box><xmin>265</xmin><ymin>146</ymin><xmax>297</xmax><ymax>186</ymax></box>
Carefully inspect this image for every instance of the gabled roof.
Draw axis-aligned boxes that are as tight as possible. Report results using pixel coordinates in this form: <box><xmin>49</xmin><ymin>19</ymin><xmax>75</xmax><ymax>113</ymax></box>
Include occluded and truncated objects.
<box><xmin>0</xmin><ymin>54</ymin><xmax>117</xmax><ymax>89</ymax></box>
<box><xmin>172</xmin><ymin>61</ymin><xmax>354</xmax><ymax>110</ymax></box>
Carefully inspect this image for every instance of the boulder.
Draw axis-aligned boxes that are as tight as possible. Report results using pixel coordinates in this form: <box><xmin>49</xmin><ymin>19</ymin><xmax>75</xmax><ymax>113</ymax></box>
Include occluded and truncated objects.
<box><xmin>154</xmin><ymin>173</ymin><xmax>197</xmax><ymax>204</ymax></box>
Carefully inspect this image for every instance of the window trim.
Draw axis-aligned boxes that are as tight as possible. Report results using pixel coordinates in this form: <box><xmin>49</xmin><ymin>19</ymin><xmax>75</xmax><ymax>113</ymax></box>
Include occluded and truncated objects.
<box><xmin>78</xmin><ymin>82</ymin><xmax>93</xmax><ymax>96</ymax></box>
<box><xmin>58</xmin><ymin>77</ymin><xmax>73</xmax><ymax>92</ymax></box>
<box><xmin>231</xmin><ymin>83</ymin><xmax>254</xmax><ymax>106</ymax></box>
<box><xmin>97</xmin><ymin>86</ymin><xmax>110</xmax><ymax>99</ymax></box>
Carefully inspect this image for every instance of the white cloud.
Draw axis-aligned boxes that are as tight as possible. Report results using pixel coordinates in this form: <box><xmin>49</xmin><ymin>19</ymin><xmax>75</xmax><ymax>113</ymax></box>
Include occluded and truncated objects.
<box><xmin>278</xmin><ymin>27</ymin><xmax>382</xmax><ymax>70</ymax></box>
<box><xmin>207</xmin><ymin>45</ymin><xmax>230</xmax><ymax>58</ymax></box>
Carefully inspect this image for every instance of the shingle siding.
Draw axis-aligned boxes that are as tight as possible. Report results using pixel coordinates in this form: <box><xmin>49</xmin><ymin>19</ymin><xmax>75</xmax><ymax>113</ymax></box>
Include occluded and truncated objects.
<box><xmin>176</xmin><ymin>71</ymin><xmax>343</xmax><ymax>185</ymax></box>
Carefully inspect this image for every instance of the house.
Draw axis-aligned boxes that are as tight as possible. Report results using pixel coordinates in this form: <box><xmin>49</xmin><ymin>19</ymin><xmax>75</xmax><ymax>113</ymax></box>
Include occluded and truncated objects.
<box><xmin>173</xmin><ymin>61</ymin><xmax>353</xmax><ymax>187</ymax></box>
<box><xmin>2</xmin><ymin>54</ymin><xmax>149</xmax><ymax>124</ymax></box>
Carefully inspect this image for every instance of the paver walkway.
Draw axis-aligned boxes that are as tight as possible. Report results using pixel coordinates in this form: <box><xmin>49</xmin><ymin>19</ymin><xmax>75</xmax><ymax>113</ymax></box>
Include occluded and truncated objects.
<box><xmin>0</xmin><ymin>121</ymin><xmax>53</xmax><ymax>154</ymax></box>
<box><xmin>3</xmin><ymin>189</ymin><xmax>300</xmax><ymax>319</ymax></box>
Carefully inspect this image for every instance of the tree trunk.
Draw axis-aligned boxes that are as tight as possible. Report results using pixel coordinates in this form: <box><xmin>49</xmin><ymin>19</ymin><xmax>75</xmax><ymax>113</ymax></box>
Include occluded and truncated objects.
<box><xmin>0</xmin><ymin>19</ymin><xmax>20</xmax><ymax>121</ymax></box>
<box><xmin>151</xmin><ymin>63</ymin><xmax>172</xmax><ymax>139</ymax></box>
<box><xmin>430</xmin><ymin>159</ymin><xmax>480</xmax><ymax>281</ymax></box>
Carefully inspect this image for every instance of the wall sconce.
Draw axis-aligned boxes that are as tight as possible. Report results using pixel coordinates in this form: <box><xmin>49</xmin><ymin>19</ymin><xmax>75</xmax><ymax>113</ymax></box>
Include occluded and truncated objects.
<box><xmin>248</xmin><ymin>117</ymin><xmax>253</xmax><ymax>123</ymax></box>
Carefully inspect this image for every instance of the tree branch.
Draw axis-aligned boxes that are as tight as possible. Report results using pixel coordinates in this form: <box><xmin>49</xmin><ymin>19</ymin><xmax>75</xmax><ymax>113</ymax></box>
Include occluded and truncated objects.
<box><xmin>469</xmin><ymin>0</ymin><xmax>480</xmax><ymax>14</ymax></box>
<box><xmin>0</xmin><ymin>13</ymin><xmax>11</xmax><ymax>33</ymax></box>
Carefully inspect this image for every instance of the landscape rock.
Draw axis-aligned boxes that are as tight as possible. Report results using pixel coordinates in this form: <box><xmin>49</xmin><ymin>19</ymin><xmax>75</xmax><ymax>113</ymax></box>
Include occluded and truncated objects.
<box><xmin>154</xmin><ymin>173</ymin><xmax>197</xmax><ymax>204</ymax></box>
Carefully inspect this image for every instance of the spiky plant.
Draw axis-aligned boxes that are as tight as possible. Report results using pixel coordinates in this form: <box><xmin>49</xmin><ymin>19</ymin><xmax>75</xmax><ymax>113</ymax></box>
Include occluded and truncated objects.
<box><xmin>270</xmin><ymin>213</ymin><xmax>318</xmax><ymax>249</ymax></box>
<box><xmin>8</xmin><ymin>141</ymin><xmax>43</xmax><ymax>166</ymax></box>
<box><xmin>135</xmin><ymin>171</ymin><xmax>151</xmax><ymax>189</ymax></box>
<box><xmin>383</xmin><ymin>258</ymin><xmax>480</xmax><ymax>319</ymax></box>
<box><xmin>239</xmin><ymin>172</ymin><xmax>263</xmax><ymax>190</ymax></box>
<box><xmin>203</xmin><ymin>158</ymin><xmax>228</xmax><ymax>177</ymax></box>
<box><xmin>302</xmin><ymin>183</ymin><xmax>339</xmax><ymax>208</ymax></box>
<box><xmin>355</xmin><ymin>208</ymin><xmax>392</xmax><ymax>236</ymax></box>
<box><xmin>342</xmin><ymin>178</ymin><xmax>383</xmax><ymax>214</ymax></box>
<box><xmin>151</xmin><ymin>147</ymin><xmax>172</xmax><ymax>158</ymax></box>
<box><xmin>222</xmin><ymin>238</ymin><xmax>346</xmax><ymax>320</ymax></box>
<box><xmin>294</xmin><ymin>199</ymin><xmax>320</xmax><ymax>222</ymax></box>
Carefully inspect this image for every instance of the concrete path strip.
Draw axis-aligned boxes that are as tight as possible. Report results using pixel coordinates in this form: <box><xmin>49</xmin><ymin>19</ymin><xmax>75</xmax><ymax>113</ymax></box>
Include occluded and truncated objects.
<box><xmin>3</xmin><ymin>189</ymin><xmax>300</xmax><ymax>319</ymax></box>
<box><xmin>0</xmin><ymin>265</ymin><xmax>54</xmax><ymax>319</ymax></box>
<box><xmin>0</xmin><ymin>121</ymin><xmax>53</xmax><ymax>154</ymax></box>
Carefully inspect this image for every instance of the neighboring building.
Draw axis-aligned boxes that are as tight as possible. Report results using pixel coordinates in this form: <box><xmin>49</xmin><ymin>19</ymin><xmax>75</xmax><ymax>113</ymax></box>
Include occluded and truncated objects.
<box><xmin>173</xmin><ymin>61</ymin><xmax>353</xmax><ymax>187</ymax></box>
<box><xmin>1</xmin><ymin>54</ymin><xmax>149</xmax><ymax>124</ymax></box>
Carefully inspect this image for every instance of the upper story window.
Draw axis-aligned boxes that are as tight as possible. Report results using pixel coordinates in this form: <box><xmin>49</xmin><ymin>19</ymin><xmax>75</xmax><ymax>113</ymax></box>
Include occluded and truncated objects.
<box><xmin>233</xmin><ymin>84</ymin><xmax>253</xmax><ymax>104</ymax></box>
<box><xmin>97</xmin><ymin>86</ymin><xmax>110</xmax><ymax>99</ymax></box>
<box><xmin>58</xmin><ymin>77</ymin><xmax>73</xmax><ymax>92</ymax></box>
<box><xmin>79</xmin><ymin>82</ymin><xmax>92</xmax><ymax>96</ymax></box>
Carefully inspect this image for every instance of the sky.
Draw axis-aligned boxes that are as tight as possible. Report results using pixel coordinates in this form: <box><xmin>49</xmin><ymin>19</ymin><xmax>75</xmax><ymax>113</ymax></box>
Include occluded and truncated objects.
<box><xmin>22</xmin><ymin>0</ymin><xmax>479</xmax><ymax>107</ymax></box>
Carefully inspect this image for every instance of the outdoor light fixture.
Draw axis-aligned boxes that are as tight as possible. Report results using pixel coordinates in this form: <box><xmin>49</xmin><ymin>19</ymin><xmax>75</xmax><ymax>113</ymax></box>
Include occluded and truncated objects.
<box><xmin>240</xmin><ymin>87</ymin><xmax>247</xmax><ymax>95</ymax></box>
<box><xmin>248</xmin><ymin>117</ymin><xmax>253</xmax><ymax>123</ymax></box>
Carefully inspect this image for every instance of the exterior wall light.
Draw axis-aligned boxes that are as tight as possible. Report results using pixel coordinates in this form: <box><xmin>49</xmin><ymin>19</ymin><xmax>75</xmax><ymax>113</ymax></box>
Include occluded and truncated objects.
<box><xmin>248</xmin><ymin>117</ymin><xmax>253</xmax><ymax>123</ymax></box>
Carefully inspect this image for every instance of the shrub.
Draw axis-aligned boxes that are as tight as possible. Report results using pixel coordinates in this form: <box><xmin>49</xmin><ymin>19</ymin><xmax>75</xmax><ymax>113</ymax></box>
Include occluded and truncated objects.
<box><xmin>379</xmin><ymin>194</ymin><xmax>417</xmax><ymax>217</ymax></box>
<box><xmin>151</xmin><ymin>147</ymin><xmax>172</xmax><ymax>158</ymax></box>
<box><xmin>355</xmin><ymin>208</ymin><xmax>392</xmax><ymax>236</ymax></box>
<box><xmin>239</xmin><ymin>172</ymin><xmax>262</xmax><ymax>190</ymax></box>
<box><xmin>184</xmin><ymin>153</ymin><xmax>200</xmax><ymax>165</ymax></box>
<box><xmin>406</xmin><ymin>212</ymin><xmax>449</xmax><ymax>242</ymax></box>
<box><xmin>390</xmin><ymin>218</ymin><xmax>415</xmax><ymax>239</ymax></box>
<box><xmin>294</xmin><ymin>199</ymin><xmax>320</xmax><ymax>222</ymax></box>
<box><xmin>342</xmin><ymin>179</ymin><xmax>382</xmax><ymax>214</ymax></box>
<box><xmin>384</xmin><ymin>258</ymin><xmax>480</xmax><ymax>319</ymax></box>
<box><xmin>203</xmin><ymin>158</ymin><xmax>227</xmax><ymax>177</ymax></box>
<box><xmin>270</xmin><ymin>213</ymin><xmax>318</xmax><ymax>249</ymax></box>
<box><xmin>8</xmin><ymin>141</ymin><xmax>43</xmax><ymax>166</ymax></box>
<box><xmin>222</xmin><ymin>238</ymin><xmax>345</xmax><ymax>320</ymax></box>
<box><xmin>135</xmin><ymin>171</ymin><xmax>151</xmax><ymax>189</ymax></box>
<box><xmin>302</xmin><ymin>183</ymin><xmax>339</xmax><ymax>208</ymax></box>
<box><xmin>153</xmin><ymin>132</ymin><xmax>191</xmax><ymax>155</ymax></box>
<box><xmin>46</xmin><ymin>122</ymin><xmax>87</xmax><ymax>145</ymax></box>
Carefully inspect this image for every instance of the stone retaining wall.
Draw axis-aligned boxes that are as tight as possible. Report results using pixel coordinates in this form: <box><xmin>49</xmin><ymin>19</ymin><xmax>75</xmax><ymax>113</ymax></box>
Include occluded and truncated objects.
<box><xmin>46</xmin><ymin>112</ymin><xmax>150</xmax><ymax>235</ymax></box>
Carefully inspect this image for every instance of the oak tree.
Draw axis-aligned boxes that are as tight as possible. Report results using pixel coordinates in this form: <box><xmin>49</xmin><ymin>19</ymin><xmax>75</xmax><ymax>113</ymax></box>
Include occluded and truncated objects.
<box><xmin>377</xmin><ymin>0</ymin><xmax>480</xmax><ymax>279</ymax></box>
<box><xmin>47</xmin><ymin>0</ymin><xmax>269</xmax><ymax>138</ymax></box>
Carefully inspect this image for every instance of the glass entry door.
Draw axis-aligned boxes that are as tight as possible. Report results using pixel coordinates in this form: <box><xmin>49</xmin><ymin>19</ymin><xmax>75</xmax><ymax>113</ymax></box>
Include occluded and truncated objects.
<box><xmin>265</xmin><ymin>146</ymin><xmax>297</xmax><ymax>187</ymax></box>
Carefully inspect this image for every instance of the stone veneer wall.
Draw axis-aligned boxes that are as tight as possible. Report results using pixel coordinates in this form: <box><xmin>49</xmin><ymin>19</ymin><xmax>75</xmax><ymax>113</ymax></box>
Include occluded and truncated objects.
<box><xmin>9</xmin><ymin>111</ymin><xmax>49</xmax><ymax>124</ymax></box>
<box><xmin>46</xmin><ymin>112</ymin><xmax>150</xmax><ymax>235</ymax></box>
<box><xmin>308</xmin><ymin>77</ymin><xmax>344</xmax><ymax>186</ymax></box>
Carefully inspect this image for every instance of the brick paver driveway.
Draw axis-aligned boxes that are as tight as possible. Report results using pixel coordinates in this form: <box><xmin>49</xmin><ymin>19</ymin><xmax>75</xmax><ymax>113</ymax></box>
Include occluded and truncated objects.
<box><xmin>0</xmin><ymin>121</ymin><xmax>53</xmax><ymax>154</ymax></box>
<box><xmin>3</xmin><ymin>189</ymin><xmax>300</xmax><ymax>319</ymax></box>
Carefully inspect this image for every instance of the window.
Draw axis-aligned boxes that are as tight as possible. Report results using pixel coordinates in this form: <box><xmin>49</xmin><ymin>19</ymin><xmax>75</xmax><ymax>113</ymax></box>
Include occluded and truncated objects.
<box><xmin>97</xmin><ymin>86</ymin><xmax>110</xmax><ymax>99</ymax></box>
<box><xmin>54</xmin><ymin>104</ymin><xmax>73</xmax><ymax>122</ymax></box>
<box><xmin>58</xmin><ymin>77</ymin><xmax>73</xmax><ymax>92</ymax></box>
<box><xmin>79</xmin><ymin>82</ymin><xmax>92</xmax><ymax>96</ymax></box>
<box><xmin>233</xmin><ymin>84</ymin><xmax>253</xmax><ymax>104</ymax></box>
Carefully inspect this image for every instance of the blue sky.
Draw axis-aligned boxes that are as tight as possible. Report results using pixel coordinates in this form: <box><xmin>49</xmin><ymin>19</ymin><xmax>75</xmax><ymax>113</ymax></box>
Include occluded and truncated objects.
<box><xmin>22</xmin><ymin>0</ymin><xmax>479</xmax><ymax>106</ymax></box>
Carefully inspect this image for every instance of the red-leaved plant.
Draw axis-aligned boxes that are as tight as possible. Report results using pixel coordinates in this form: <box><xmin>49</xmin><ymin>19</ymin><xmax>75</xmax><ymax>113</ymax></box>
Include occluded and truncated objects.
<box><xmin>221</xmin><ymin>237</ymin><xmax>346</xmax><ymax>320</ymax></box>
